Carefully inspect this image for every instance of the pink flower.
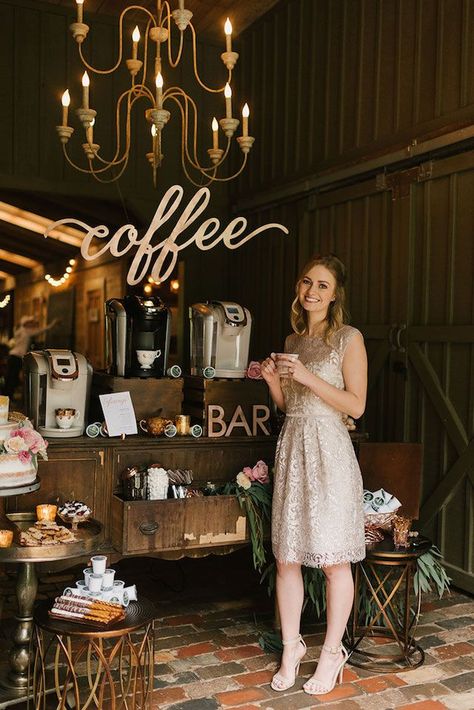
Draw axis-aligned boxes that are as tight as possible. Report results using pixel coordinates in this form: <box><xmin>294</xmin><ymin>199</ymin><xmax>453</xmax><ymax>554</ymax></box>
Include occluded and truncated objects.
<box><xmin>18</xmin><ymin>450</ymin><xmax>32</xmax><ymax>464</ymax></box>
<box><xmin>242</xmin><ymin>461</ymin><xmax>269</xmax><ymax>484</ymax></box>
<box><xmin>250</xmin><ymin>460</ymin><xmax>269</xmax><ymax>484</ymax></box>
<box><xmin>20</xmin><ymin>428</ymin><xmax>48</xmax><ymax>455</ymax></box>
<box><xmin>246</xmin><ymin>361</ymin><xmax>263</xmax><ymax>380</ymax></box>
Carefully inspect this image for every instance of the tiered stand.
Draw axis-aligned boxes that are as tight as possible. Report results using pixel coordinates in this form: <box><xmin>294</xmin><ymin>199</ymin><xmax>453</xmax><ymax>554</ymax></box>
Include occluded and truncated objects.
<box><xmin>0</xmin><ymin>479</ymin><xmax>102</xmax><ymax>708</ymax></box>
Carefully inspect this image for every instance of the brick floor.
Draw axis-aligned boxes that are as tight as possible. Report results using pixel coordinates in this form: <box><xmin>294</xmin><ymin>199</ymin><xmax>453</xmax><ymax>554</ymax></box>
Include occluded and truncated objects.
<box><xmin>0</xmin><ymin>551</ymin><xmax>473</xmax><ymax>709</ymax></box>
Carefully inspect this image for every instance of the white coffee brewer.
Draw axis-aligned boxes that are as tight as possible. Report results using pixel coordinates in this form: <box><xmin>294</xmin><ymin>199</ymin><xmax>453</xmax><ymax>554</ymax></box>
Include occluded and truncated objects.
<box><xmin>23</xmin><ymin>350</ymin><xmax>92</xmax><ymax>437</ymax></box>
<box><xmin>189</xmin><ymin>301</ymin><xmax>252</xmax><ymax>378</ymax></box>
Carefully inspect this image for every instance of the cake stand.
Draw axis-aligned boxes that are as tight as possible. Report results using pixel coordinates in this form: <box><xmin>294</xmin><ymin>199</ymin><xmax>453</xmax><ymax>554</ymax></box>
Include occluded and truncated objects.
<box><xmin>0</xmin><ymin>483</ymin><xmax>102</xmax><ymax>707</ymax></box>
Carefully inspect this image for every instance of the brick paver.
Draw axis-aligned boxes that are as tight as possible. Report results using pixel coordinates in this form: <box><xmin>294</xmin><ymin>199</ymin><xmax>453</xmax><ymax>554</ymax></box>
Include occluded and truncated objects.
<box><xmin>1</xmin><ymin>556</ymin><xmax>473</xmax><ymax>710</ymax></box>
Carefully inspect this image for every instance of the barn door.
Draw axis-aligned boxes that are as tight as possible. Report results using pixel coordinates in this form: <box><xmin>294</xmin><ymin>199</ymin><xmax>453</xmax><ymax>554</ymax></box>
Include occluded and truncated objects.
<box><xmin>305</xmin><ymin>151</ymin><xmax>474</xmax><ymax>593</ymax></box>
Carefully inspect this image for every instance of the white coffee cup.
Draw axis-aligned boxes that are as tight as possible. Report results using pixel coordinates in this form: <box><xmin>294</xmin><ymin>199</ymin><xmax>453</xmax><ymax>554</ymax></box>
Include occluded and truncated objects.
<box><xmin>102</xmin><ymin>569</ymin><xmax>115</xmax><ymax>590</ymax></box>
<box><xmin>55</xmin><ymin>408</ymin><xmax>80</xmax><ymax>430</ymax></box>
<box><xmin>275</xmin><ymin>353</ymin><xmax>299</xmax><ymax>377</ymax></box>
<box><xmin>83</xmin><ymin>567</ymin><xmax>93</xmax><ymax>587</ymax></box>
<box><xmin>136</xmin><ymin>349</ymin><xmax>161</xmax><ymax>369</ymax></box>
<box><xmin>90</xmin><ymin>555</ymin><xmax>107</xmax><ymax>575</ymax></box>
<box><xmin>88</xmin><ymin>574</ymin><xmax>103</xmax><ymax>592</ymax></box>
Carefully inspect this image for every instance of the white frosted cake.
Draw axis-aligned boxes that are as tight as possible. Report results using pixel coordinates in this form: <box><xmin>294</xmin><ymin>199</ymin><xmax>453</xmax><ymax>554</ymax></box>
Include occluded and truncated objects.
<box><xmin>0</xmin><ymin>419</ymin><xmax>48</xmax><ymax>489</ymax></box>
<box><xmin>0</xmin><ymin>453</ymin><xmax>37</xmax><ymax>487</ymax></box>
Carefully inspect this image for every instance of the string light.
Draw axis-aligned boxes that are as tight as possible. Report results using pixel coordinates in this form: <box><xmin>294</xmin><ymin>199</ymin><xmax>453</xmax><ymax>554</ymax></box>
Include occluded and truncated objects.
<box><xmin>0</xmin><ymin>294</ymin><xmax>11</xmax><ymax>308</ymax></box>
<box><xmin>170</xmin><ymin>279</ymin><xmax>179</xmax><ymax>292</ymax></box>
<box><xmin>45</xmin><ymin>257</ymin><xmax>78</xmax><ymax>287</ymax></box>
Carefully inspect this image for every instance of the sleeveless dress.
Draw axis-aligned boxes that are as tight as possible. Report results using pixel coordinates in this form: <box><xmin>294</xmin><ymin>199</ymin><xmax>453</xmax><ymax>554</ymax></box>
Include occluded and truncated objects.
<box><xmin>271</xmin><ymin>325</ymin><xmax>366</xmax><ymax>567</ymax></box>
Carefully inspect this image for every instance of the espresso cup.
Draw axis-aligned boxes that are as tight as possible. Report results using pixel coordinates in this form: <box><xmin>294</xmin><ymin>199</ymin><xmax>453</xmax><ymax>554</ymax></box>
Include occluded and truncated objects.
<box><xmin>55</xmin><ymin>408</ymin><xmax>80</xmax><ymax>429</ymax></box>
<box><xmin>136</xmin><ymin>349</ymin><xmax>161</xmax><ymax>369</ymax></box>
<box><xmin>275</xmin><ymin>353</ymin><xmax>299</xmax><ymax>377</ymax></box>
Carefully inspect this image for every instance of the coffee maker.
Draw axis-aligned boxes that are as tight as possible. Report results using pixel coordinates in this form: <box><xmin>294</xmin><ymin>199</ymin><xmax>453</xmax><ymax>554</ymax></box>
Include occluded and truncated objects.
<box><xmin>189</xmin><ymin>301</ymin><xmax>252</xmax><ymax>378</ymax></box>
<box><xmin>23</xmin><ymin>350</ymin><xmax>92</xmax><ymax>437</ymax></box>
<box><xmin>105</xmin><ymin>296</ymin><xmax>170</xmax><ymax>378</ymax></box>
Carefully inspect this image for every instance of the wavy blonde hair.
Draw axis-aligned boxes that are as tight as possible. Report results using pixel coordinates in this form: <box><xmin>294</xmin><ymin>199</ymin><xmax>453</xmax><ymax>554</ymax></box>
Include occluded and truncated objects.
<box><xmin>290</xmin><ymin>254</ymin><xmax>349</xmax><ymax>344</ymax></box>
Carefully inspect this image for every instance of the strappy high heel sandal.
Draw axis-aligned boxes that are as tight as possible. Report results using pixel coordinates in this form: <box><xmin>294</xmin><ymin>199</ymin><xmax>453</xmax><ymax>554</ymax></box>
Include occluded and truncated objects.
<box><xmin>303</xmin><ymin>642</ymin><xmax>349</xmax><ymax>696</ymax></box>
<box><xmin>270</xmin><ymin>634</ymin><xmax>307</xmax><ymax>692</ymax></box>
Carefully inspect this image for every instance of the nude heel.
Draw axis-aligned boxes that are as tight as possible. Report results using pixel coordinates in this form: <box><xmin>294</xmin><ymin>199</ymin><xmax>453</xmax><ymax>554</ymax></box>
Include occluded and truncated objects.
<box><xmin>270</xmin><ymin>634</ymin><xmax>307</xmax><ymax>692</ymax></box>
<box><xmin>303</xmin><ymin>642</ymin><xmax>349</xmax><ymax>696</ymax></box>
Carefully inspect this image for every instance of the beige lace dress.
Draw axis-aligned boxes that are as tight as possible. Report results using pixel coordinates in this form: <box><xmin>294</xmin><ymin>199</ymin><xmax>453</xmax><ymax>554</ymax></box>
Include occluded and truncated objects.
<box><xmin>271</xmin><ymin>325</ymin><xmax>366</xmax><ymax>567</ymax></box>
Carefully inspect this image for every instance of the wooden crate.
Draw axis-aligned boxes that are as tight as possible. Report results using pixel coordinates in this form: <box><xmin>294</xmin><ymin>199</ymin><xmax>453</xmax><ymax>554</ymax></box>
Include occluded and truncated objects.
<box><xmin>90</xmin><ymin>372</ymin><xmax>183</xmax><ymax>421</ymax></box>
<box><xmin>111</xmin><ymin>494</ymin><xmax>248</xmax><ymax>554</ymax></box>
<box><xmin>182</xmin><ymin>376</ymin><xmax>273</xmax><ymax>436</ymax></box>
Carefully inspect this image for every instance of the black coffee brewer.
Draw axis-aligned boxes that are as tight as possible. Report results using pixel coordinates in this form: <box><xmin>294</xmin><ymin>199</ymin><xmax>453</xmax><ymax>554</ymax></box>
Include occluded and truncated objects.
<box><xmin>105</xmin><ymin>296</ymin><xmax>170</xmax><ymax>377</ymax></box>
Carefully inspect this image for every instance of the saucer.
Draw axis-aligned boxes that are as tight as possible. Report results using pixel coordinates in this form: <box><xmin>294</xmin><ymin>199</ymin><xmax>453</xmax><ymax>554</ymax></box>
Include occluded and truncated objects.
<box><xmin>38</xmin><ymin>425</ymin><xmax>83</xmax><ymax>438</ymax></box>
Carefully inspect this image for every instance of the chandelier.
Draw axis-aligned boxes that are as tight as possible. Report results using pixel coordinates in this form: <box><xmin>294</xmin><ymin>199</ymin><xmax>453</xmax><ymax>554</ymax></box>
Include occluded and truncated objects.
<box><xmin>55</xmin><ymin>0</ymin><xmax>255</xmax><ymax>187</ymax></box>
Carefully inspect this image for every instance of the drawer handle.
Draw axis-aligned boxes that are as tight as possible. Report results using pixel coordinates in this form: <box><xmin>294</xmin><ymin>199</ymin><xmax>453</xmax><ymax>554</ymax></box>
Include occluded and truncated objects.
<box><xmin>139</xmin><ymin>522</ymin><xmax>159</xmax><ymax>536</ymax></box>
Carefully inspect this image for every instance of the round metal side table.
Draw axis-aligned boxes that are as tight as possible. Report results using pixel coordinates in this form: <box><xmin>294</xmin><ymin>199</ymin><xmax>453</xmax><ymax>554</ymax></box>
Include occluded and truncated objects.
<box><xmin>347</xmin><ymin>535</ymin><xmax>432</xmax><ymax>672</ymax></box>
<box><xmin>30</xmin><ymin>598</ymin><xmax>156</xmax><ymax>710</ymax></box>
<box><xmin>0</xmin><ymin>505</ymin><xmax>102</xmax><ymax>705</ymax></box>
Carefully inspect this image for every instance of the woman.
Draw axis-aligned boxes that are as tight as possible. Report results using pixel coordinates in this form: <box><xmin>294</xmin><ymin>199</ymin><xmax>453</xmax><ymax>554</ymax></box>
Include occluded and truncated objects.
<box><xmin>261</xmin><ymin>254</ymin><xmax>367</xmax><ymax>696</ymax></box>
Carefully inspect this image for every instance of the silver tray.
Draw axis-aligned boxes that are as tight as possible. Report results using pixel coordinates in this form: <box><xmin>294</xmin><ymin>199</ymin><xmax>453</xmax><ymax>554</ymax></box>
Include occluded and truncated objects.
<box><xmin>0</xmin><ymin>513</ymin><xmax>103</xmax><ymax>563</ymax></box>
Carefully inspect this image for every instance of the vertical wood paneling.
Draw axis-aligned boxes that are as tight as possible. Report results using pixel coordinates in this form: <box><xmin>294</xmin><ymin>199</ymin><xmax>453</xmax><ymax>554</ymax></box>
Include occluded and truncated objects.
<box><xmin>235</xmin><ymin>0</ymin><xmax>474</xmax><ymax>201</ymax></box>
<box><xmin>0</xmin><ymin>3</ymin><xmax>14</xmax><ymax>175</ymax></box>
<box><xmin>14</xmin><ymin>7</ymin><xmax>41</xmax><ymax>176</ymax></box>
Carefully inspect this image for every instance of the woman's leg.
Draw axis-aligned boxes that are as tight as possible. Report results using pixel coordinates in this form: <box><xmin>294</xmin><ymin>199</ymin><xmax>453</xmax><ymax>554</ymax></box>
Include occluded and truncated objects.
<box><xmin>272</xmin><ymin>560</ymin><xmax>306</xmax><ymax>687</ymax></box>
<box><xmin>304</xmin><ymin>562</ymin><xmax>354</xmax><ymax>692</ymax></box>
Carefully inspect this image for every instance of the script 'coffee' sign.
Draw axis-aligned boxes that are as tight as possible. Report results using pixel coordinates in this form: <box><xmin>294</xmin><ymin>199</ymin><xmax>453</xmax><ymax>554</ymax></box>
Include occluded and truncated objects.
<box><xmin>44</xmin><ymin>185</ymin><xmax>289</xmax><ymax>284</ymax></box>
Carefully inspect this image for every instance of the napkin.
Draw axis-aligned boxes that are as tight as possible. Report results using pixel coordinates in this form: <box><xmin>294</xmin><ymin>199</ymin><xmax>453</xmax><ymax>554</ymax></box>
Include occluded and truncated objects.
<box><xmin>363</xmin><ymin>488</ymin><xmax>401</xmax><ymax>513</ymax></box>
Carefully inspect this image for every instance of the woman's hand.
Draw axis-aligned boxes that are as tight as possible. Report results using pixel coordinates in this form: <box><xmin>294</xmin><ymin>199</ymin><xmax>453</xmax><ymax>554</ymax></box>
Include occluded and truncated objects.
<box><xmin>275</xmin><ymin>354</ymin><xmax>312</xmax><ymax>387</ymax></box>
<box><xmin>260</xmin><ymin>353</ymin><xmax>280</xmax><ymax>386</ymax></box>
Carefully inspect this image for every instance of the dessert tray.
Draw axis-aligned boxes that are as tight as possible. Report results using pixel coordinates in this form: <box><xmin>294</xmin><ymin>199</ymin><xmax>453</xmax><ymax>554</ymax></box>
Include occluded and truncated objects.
<box><xmin>0</xmin><ymin>512</ymin><xmax>102</xmax><ymax>562</ymax></box>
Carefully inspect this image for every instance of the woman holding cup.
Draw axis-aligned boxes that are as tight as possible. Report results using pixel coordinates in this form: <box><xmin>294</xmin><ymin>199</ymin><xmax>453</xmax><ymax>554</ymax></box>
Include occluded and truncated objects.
<box><xmin>261</xmin><ymin>255</ymin><xmax>367</xmax><ymax>696</ymax></box>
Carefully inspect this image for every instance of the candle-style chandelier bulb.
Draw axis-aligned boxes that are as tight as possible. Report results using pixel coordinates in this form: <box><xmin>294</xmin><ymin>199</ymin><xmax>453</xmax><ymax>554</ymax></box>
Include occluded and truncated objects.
<box><xmin>62</xmin><ymin>90</ymin><xmax>71</xmax><ymax>107</ymax></box>
<box><xmin>242</xmin><ymin>103</ymin><xmax>249</xmax><ymax>118</ymax></box>
<box><xmin>59</xmin><ymin>1</ymin><xmax>254</xmax><ymax>185</ymax></box>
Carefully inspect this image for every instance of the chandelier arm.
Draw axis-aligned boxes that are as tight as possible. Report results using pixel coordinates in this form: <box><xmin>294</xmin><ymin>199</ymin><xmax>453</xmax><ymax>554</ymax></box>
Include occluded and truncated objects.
<box><xmin>140</xmin><ymin>19</ymin><xmax>153</xmax><ymax>85</ymax></box>
<box><xmin>201</xmin><ymin>153</ymin><xmax>249</xmax><ymax>182</ymax></box>
<box><xmin>165</xmin><ymin>90</ymin><xmax>232</xmax><ymax>173</ymax></box>
<box><xmin>89</xmin><ymin>88</ymin><xmax>134</xmax><ymax>167</ymax></box>
<box><xmin>87</xmin><ymin>156</ymin><xmax>131</xmax><ymax>183</ymax></box>
<box><xmin>163</xmin><ymin>5</ymin><xmax>185</xmax><ymax>68</ymax></box>
<box><xmin>189</xmin><ymin>24</ymin><xmax>231</xmax><ymax>93</ymax></box>
<box><xmin>78</xmin><ymin>6</ymin><xmax>158</xmax><ymax>75</ymax></box>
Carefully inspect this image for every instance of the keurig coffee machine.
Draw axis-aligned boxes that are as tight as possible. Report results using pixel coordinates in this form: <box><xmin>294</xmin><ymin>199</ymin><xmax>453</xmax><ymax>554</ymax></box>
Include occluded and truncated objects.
<box><xmin>189</xmin><ymin>301</ymin><xmax>252</xmax><ymax>378</ymax></box>
<box><xmin>105</xmin><ymin>296</ymin><xmax>170</xmax><ymax>378</ymax></box>
<box><xmin>23</xmin><ymin>350</ymin><xmax>92</xmax><ymax>437</ymax></box>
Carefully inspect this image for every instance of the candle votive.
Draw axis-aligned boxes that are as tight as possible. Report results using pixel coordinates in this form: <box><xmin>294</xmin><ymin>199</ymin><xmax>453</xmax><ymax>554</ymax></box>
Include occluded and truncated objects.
<box><xmin>0</xmin><ymin>530</ymin><xmax>13</xmax><ymax>547</ymax></box>
<box><xmin>90</xmin><ymin>555</ymin><xmax>107</xmax><ymax>574</ymax></box>
<box><xmin>102</xmin><ymin>569</ymin><xmax>115</xmax><ymax>590</ymax></box>
<box><xmin>36</xmin><ymin>504</ymin><xmax>57</xmax><ymax>522</ymax></box>
<box><xmin>88</xmin><ymin>573</ymin><xmax>103</xmax><ymax>592</ymax></box>
<box><xmin>175</xmin><ymin>415</ymin><xmax>190</xmax><ymax>436</ymax></box>
<box><xmin>83</xmin><ymin>567</ymin><xmax>93</xmax><ymax>587</ymax></box>
<box><xmin>392</xmin><ymin>515</ymin><xmax>412</xmax><ymax>548</ymax></box>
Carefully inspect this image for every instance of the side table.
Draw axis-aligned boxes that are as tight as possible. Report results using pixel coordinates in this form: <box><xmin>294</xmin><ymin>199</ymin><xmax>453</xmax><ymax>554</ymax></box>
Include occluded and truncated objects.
<box><xmin>30</xmin><ymin>598</ymin><xmax>155</xmax><ymax>710</ymax></box>
<box><xmin>347</xmin><ymin>535</ymin><xmax>432</xmax><ymax>672</ymax></box>
<box><xmin>0</xmin><ymin>511</ymin><xmax>102</xmax><ymax>707</ymax></box>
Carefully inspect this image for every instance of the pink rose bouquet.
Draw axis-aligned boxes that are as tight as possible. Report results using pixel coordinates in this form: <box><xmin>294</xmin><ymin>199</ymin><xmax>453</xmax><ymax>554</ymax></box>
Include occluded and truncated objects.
<box><xmin>246</xmin><ymin>361</ymin><xmax>263</xmax><ymax>380</ymax></box>
<box><xmin>2</xmin><ymin>422</ymin><xmax>48</xmax><ymax>464</ymax></box>
<box><xmin>240</xmin><ymin>460</ymin><xmax>269</xmax><ymax>485</ymax></box>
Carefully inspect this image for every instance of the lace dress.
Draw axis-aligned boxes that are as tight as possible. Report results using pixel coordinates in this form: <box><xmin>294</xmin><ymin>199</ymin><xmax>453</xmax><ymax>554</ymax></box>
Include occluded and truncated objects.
<box><xmin>271</xmin><ymin>325</ymin><xmax>366</xmax><ymax>567</ymax></box>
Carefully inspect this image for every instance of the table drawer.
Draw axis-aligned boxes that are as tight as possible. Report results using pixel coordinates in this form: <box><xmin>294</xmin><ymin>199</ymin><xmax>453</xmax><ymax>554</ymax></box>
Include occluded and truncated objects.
<box><xmin>111</xmin><ymin>495</ymin><xmax>248</xmax><ymax>554</ymax></box>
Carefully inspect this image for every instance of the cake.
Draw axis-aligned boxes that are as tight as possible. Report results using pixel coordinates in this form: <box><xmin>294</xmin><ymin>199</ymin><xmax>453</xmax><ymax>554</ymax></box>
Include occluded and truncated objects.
<box><xmin>0</xmin><ymin>419</ymin><xmax>48</xmax><ymax>489</ymax></box>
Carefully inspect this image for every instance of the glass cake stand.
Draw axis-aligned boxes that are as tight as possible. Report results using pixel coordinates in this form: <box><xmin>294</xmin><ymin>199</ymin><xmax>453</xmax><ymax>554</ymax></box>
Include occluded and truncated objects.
<box><xmin>0</xmin><ymin>480</ymin><xmax>103</xmax><ymax>707</ymax></box>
